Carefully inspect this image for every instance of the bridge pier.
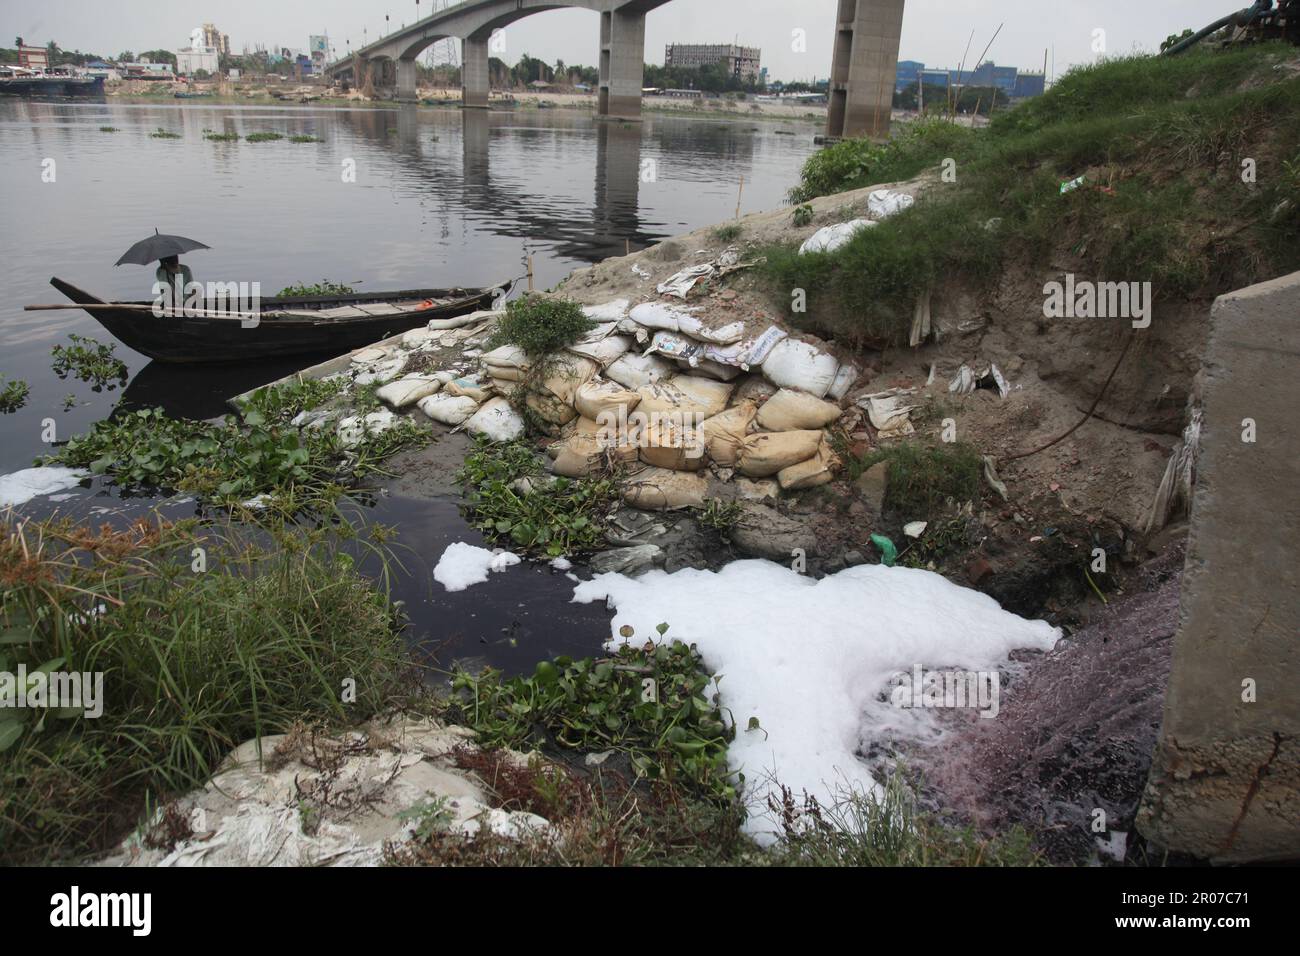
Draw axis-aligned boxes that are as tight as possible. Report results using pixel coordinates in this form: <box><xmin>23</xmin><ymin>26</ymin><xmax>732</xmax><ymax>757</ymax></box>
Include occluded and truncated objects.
<box><xmin>597</xmin><ymin>9</ymin><xmax>646</xmax><ymax>121</ymax></box>
<box><xmin>462</xmin><ymin>35</ymin><xmax>490</xmax><ymax>109</ymax></box>
<box><xmin>396</xmin><ymin>58</ymin><xmax>419</xmax><ymax>101</ymax></box>
<box><xmin>826</xmin><ymin>0</ymin><xmax>905</xmax><ymax>141</ymax></box>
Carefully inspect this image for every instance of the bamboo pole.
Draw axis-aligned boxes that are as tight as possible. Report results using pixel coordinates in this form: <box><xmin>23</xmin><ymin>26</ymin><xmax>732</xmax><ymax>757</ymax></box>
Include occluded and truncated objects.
<box><xmin>735</xmin><ymin>175</ymin><xmax>745</xmax><ymax>219</ymax></box>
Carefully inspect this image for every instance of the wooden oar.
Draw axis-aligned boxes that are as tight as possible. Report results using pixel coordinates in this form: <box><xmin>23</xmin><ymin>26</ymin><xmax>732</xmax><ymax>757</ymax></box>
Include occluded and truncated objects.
<box><xmin>25</xmin><ymin>302</ymin><xmax>272</xmax><ymax>321</ymax></box>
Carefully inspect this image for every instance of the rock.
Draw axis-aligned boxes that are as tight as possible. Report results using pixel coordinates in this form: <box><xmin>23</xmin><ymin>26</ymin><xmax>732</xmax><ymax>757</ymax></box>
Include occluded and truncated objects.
<box><xmin>967</xmin><ymin>557</ymin><xmax>994</xmax><ymax>586</ymax></box>
<box><xmin>589</xmin><ymin>544</ymin><xmax>663</xmax><ymax>576</ymax></box>
<box><xmin>844</xmin><ymin>550</ymin><xmax>867</xmax><ymax>566</ymax></box>
<box><xmin>855</xmin><ymin>461</ymin><xmax>889</xmax><ymax>513</ymax></box>
<box><xmin>730</xmin><ymin>504</ymin><xmax>818</xmax><ymax>560</ymax></box>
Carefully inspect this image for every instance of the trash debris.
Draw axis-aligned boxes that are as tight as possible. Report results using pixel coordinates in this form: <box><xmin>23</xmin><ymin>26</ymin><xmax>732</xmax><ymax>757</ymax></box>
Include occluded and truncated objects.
<box><xmin>798</xmin><ymin>219</ymin><xmax>875</xmax><ymax>255</ymax></box>
<box><xmin>870</xmin><ymin>533</ymin><xmax>898</xmax><ymax>566</ymax></box>
<box><xmin>948</xmin><ymin>363</ymin><xmax>1010</xmax><ymax>398</ymax></box>
<box><xmin>631</xmin><ymin>263</ymin><xmax>652</xmax><ymax>280</ymax></box>
<box><xmin>858</xmin><ymin>389</ymin><xmax>916</xmax><ymax>439</ymax></box>
<box><xmin>1060</xmin><ymin>175</ymin><xmax>1086</xmax><ymax>194</ymax></box>
<box><xmin>982</xmin><ymin>455</ymin><xmax>1010</xmax><ymax>501</ymax></box>
<box><xmin>903</xmin><ymin>521</ymin><xmax>928</xmax><ymax>539</ymax></box>
<box><xmin>867</xmin><ymin>189</ymin><xmax>915</xmax><ymax>219</ymax></box>
<box><xmin>1145</xmin><ymin>404</ymin><xmax>1202</xmax><ymax>533</ymax></box>
<box><xmin>910</xmin><ymin>289</ymin><xmax>932</xmax><ymax>348</ymax></box>
<box><xmin>656</xmin><ymin>264</ymin><xmax>714</xmax><ymax>298</ymax></box>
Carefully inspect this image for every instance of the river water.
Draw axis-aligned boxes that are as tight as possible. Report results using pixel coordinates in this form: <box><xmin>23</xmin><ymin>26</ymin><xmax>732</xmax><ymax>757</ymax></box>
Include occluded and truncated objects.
<box><xmin>0</xmin><ymin>98</ymin><xmax>816</xmax><ymax>673</ymax></box>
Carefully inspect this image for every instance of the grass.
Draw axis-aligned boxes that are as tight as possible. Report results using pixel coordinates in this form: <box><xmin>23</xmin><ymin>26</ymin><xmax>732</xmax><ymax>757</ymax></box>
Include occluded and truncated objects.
<box><xmin>456</xmin><ymin>438</ymin><xmax>614</xmax><ymax>556</ymax></box>
<box><xmin>0</xmin><ymin>377</ymin><xmax>28</xmax><ymax>414</ymax></box>
<box><xmin>712</xmin><ymin>223</ymin><xmax>744</xmax><ymax>243</ymax></box>
<box><xmin>768</xmin><ymin>774</ymin><xmax>1043</xmax><ymax>866</ymax></box>
<box><xmin>488</xmin><ymin>294</ymin><xmax>594</xmax><ymax>356</ymax></box>
<box><xmin>762</xmin><ymin>46</ymin><xmax>1300</xmax><ymax>346</ymax></box>
<box><xmin>854</xmin><ymin>442</ymin><xmax>983</xmax><ymax>520</ymax></box>
<box><xmin>0</xmin><ymin>512</ymin><xmax>420</xmax><ymax>864</ymax></box>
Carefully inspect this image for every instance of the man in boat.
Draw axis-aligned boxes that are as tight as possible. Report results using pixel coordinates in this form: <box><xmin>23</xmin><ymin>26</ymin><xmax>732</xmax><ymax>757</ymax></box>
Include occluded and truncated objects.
<box><xmin>154</xmin><ymin>255</ymin><xmax>194</xmax><ymax>316</ymax></box>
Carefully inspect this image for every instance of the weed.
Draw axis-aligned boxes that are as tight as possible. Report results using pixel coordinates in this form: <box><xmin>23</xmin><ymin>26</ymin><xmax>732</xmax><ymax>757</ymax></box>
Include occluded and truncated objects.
<box><xmin>0</xmin><ymin>377</ymin><xmax>28</xmax><ymax>414</ymax></box>
<box><xmin>456</xmin><ymin>438</ymin><xmax>614</xmax><ymax>556</ymax></box>
<box><xmin>792</xmin><ymin>203</ymin><xmax>815</xmax><ymax>227</ymax></box>
<box><xmin>0</xmin><ymin>513</ymin><xmax>418</xmax><ymax>863</ymax></box>
<box><xmin>447</xmin><ymin>633</ymin><xmax>738</xmax><ymax>803</ymax></box>
<box><xmin>277</xmin><ymin>280</ymin><xmax>356</xmax><ymax>297</ymax></box>
<box><xmin>50</xmin><ymin>335</ymin><xmax>128</xmax><ymax>393</ymax></box>
<box><xmin>98</xmin><ymin>126</ymin><xmax>118</xmax><ymax>133</ymax></box>
<box><xmin>712</xmin><ymin>223</ymin><xmax>743</xmax><ymax>243</ymax></box>
<box><xmin>856</xmin><ymin>442</ymin><xmax>983</xmax><ymax>520</ymax></box>
<box><xmin>289</xmin><ymin>134</ymin><xmax>322</xmax><ymax>143</ymax></box>
<box><xmin>768</xmin><ymin>773</ymin><xmax>1043</xmax><ymax>866</ymax></box>
<box><xmin>700</xmin><ymin>498</ymin><xmax>742</xmax><ymax>533</ymax></box>
<box><xmin>396</xmin><ymin>797</ymin><xmax>454</xmax><ymax>841</ymax></box>
<box><xmin>236</xmin><ymin>377</ymin><xmax>349</xmax><ymax>424</ymax></box>
<box><xmin>488</xmin><ymin>295</ymin><xmax>594</xmax><ymax>356</ymax></box>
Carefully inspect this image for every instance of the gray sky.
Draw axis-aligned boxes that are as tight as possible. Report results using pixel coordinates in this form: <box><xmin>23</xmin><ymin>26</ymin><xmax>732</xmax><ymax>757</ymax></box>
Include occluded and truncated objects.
<box><xmin>5</xmin><ymin>1</ymin><xmax>1234</xmax><ymax>81</ymax></box>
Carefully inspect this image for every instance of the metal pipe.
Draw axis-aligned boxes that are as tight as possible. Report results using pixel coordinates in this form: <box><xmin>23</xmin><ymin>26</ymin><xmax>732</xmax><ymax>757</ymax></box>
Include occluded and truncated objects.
<box><xmin>1163</xmin><ymin>0</ymin><xmax>1272</xmax><ymax>55</ymax></box>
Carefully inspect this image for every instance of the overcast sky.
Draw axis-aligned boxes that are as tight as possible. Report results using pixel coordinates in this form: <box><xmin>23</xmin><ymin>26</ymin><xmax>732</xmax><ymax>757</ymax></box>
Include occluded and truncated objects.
<box><xmin>5</xmin><ymin>1</ymin><xmax>1234</xmax><ymax>81</ymax></box>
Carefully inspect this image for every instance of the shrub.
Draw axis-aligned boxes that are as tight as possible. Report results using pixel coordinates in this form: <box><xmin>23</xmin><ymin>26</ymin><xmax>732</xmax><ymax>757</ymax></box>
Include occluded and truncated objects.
<box><xmin>489</xmin><ymin>295</ymin><xmax>594</xmax><ymax>356</ymax></box>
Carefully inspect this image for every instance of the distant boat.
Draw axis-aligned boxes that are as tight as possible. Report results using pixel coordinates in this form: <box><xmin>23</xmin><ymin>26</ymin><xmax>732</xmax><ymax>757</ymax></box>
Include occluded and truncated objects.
<box><xmin>44</xmin><ymin>277</ymin><xmax>508</xmax><ymax>364</ymax></box>
<box><xmin>0</xmin><ymin>70</ymin><xmax>105</xmax><ymax>97</ymax></box>
<box><xmin>173</xmin><ymin>90</ymin><xmax>213</xmax><ymax>99</ymax></box>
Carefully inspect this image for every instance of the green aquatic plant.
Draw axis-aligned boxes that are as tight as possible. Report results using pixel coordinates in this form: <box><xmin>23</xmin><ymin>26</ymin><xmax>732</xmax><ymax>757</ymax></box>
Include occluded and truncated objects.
<box><xmin>149</xmin><ymin>128</ymin><xmax>181</xmax><ymax>139</ymax></box>
<box><xmin>449</xmin><ymin>633</ymin><xmax>738</xmax><ymax>802</ymax></box>
<box><xmin>277</xmin><ymin>280</ymin><xmax>356</xmax><ymax>297</ymax></box>
<box><xmin>289</xmin><ymin>134</ymin><xmax>322</xmax><ymax>143</ymax></box>
<box><xmin>456</xmin><ymin>438</ymin><xmax>613</xmax><ymax>556</ymax></box>
<box><xmin>245</xmin><ymin>131</ymin><xmax>284</xmax><ymax>142</ymax></box>
<box><xmin>203</xmin><ymin>131</ymin><xmax>239</xmax><ymax>142</ymax></box>
<box><xmin>0</xmin><ymin>378</ymin><xmax>30</xmax><ymax>414</ymax></box>
<box><xmin>50</xmin><ymin>335</ymin><xmax>128</xmax><ymax>393</ymax></box>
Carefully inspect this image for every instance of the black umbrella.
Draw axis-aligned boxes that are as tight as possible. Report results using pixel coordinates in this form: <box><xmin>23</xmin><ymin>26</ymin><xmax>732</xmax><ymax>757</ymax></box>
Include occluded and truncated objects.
<box><xmin>114</xmin><ymin>229</ymin><xmax>210</xmax><ymax>266</ymax></box>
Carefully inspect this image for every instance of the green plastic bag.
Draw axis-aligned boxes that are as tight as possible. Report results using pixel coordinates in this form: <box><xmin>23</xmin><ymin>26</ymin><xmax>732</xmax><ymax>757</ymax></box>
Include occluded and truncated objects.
<box><xmin>870</xmin><ymin>534</ymin><xmax>897</xmax><ymax>567</ymax></box>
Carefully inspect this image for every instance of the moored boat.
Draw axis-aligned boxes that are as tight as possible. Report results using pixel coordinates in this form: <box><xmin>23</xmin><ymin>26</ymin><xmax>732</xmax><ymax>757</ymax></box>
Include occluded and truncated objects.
<box><xmin>45</xmin><ymin>277</ymin><xmax>508</xmax><ymax>364</ymax></box>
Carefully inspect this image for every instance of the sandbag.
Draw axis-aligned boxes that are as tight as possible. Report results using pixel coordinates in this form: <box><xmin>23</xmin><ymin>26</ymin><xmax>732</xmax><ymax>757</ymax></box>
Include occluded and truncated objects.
<box><xmin>622</xmin><ymin>467</ymin><xmax>709</xmax><ymax>511</ymax></box>
<box><xmin>675</xmin><ymin>357</ymin><xmax>743</xmax><ymax>382</ymax></box>
<box><xmin>485</xmin><ymin>364</ymin><xmax>525</xmax><ymax>383</ymax></box>
<box><xmin>640</xmin><ymin>417</ymin><xmax>706</xmax><ymax>472</ymax></box>
<box><xmin>777</xmin><ymin>440</ymin><xmax>840</xmax><ymax>491</ymax></box>
<box><xmin>551</xmin><ymin>417</ymin><xmax>637</xmax><ymax>477</ymax></box>
<box><xmin>465</xmin><ymin>397</ymin><xmax>526</xmax><ymax>442</ymax></box>
<box><xmin>481</xmin><ymin>345</ymin><xmax>531</xmax><ymax>374</ymax></box>
<box><xmin>605</xmin><ymin>352</ymin><xmax>674</xmax><ymax>389</ymax></box>
<box><xmin>732</xmin><ymin>375</ymin><xmax>778</xmax><ymax>405</ymax></box>
<box><xmin>488</xmin><ymin>377</ymin><xmax>518</xmax><ymax>396</ymax></box>
<box><xmin>526</xmin><ymin>390</ymin><xmax>578</xmax><ymax>427</ymax></box>
<box><xmin>637</xmin><ymin>375</ymin><xmax>734</xmax><ymax>422</ymax></box>
<box><xmin>574</xmin><ymin>379</ymin><xmax>641</xmax><ymax>422</ymax></box>
<box><xmin>375</xmin><ymin>374</ymin><xmax>442</xmax><ymax>409</ymax></box>
<box><xmin>418</xmin><ymin>393</ymin><xmax>480</xmax><ymax>426</ymax></box>
<box><xmin>756</xmin><ymin>388</ymin><xmax>842</xmax><ymax>431</ymax></box>
<box><xmin>534</xmin><ymin>354</ymin><xmax>600</xmax><ymax>406</ymax></box>
<box><xmin>445</xmin><ymin>376</ymin><xmax>494</xmax><ymax>403</ymax></box>
<box><xmin>582</xmin><ymin>299</ymin><xmax>630</xmax><ymax>321</ymax></box>
<box><xmin>827</xmin><ymin>363</ymin><xmax>860</xmax><ymax>401</ymax></box>
<box><xmin>760</xmin><ymin>339</ymin><xmax>840</xmax><ymax>398</ymax></box>
<box><xmin>567</xmin><ymin>334</ymin><xmax>632</xmax><ymax>367</ymax></box>
<box><xmin>701</xmin><ymin>403</ymin><xmax>757</xmax><ymax>467</ymax></box>
<box><xmin>736</xmin><ymin>430</ymin><xmax>824</xmax><ymax>478</ymax></box>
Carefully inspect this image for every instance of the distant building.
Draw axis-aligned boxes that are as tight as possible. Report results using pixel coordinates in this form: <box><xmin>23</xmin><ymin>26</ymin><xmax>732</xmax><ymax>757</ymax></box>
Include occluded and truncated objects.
<box><xmin>202</xmin><ymin>23</ymin><xmax>230</xmax><ymax>56</ymax></box>
<box><xmin>15</xmin><ymin>42</ymin><xmax>49</xmax><ymax>72</ymax></box>
<box><xmin>895</xmin><ymin>58</ymin><xmax>1047</xmax><ymax>101</ymax></box>
<box><xmin>179</xmin><ymin>26</ymin><xmax>221</xmax><ymax>76</ymax></box>
<box><xmin>664</xmin><ymin>43</ymin><xmax>761</xmax><ymax>82</ymax></box>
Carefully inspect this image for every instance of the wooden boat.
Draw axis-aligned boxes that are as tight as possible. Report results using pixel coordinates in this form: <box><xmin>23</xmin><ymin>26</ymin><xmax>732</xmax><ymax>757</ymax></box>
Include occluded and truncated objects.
<box><xmin>47</xmin><ymin>277</ymin><xmax>506</xmax><ymax>364</ymax></box>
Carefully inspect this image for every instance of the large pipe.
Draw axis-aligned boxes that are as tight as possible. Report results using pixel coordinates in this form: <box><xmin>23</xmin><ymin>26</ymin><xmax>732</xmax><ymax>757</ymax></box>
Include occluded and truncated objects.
<box><xmin>1163</xmin><ymin>0</ymin><xmax>1273</xmax><ymax>55</ymax></box>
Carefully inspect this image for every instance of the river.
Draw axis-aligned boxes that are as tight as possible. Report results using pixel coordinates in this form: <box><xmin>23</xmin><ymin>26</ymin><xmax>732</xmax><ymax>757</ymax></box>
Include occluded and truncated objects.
<box><xmin>0</xmin><ymin>98</ymin><xmax>816</xmax><ymax>673</ymax></box>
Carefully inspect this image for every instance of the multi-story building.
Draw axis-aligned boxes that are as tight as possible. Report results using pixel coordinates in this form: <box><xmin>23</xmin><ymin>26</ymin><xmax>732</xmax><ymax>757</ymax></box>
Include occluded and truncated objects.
<box><xmin>202</xmin><ymin>23</ymin><xmax>230</xmax><ymax>56</ymax></box>
<box><xmin>895</xmin><ymin>59</ymin><xmax>1047</xmax><ymax>101</ymax></box>
<box><xmin>664</xmin><ymin>43</ymin><xmax>761</xmax><ymax>82</ymax></box>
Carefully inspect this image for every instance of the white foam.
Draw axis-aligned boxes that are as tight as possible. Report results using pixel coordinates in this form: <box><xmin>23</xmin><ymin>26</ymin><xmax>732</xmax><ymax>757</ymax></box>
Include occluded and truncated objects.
<box><xmin>572</xmin><ymin>560</ymin><xmax>1059</xmax><ymax>841</ymax></box>
<box><xmin>0</xmin><ymin>467</ymin><xmax>88</xmax><ymax>507</ymax></box>
<box><xmin>433</xmin><ymin>542</ymin><xmax>522</xmax><ymax>592</ymax></box>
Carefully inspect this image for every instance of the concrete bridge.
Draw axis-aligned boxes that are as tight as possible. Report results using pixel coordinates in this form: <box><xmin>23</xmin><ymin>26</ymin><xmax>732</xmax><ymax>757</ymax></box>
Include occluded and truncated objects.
<box><xmin>326</xmin><ymin>0</ymin><xmax>905</xmax><ymax>137</ymax></box>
